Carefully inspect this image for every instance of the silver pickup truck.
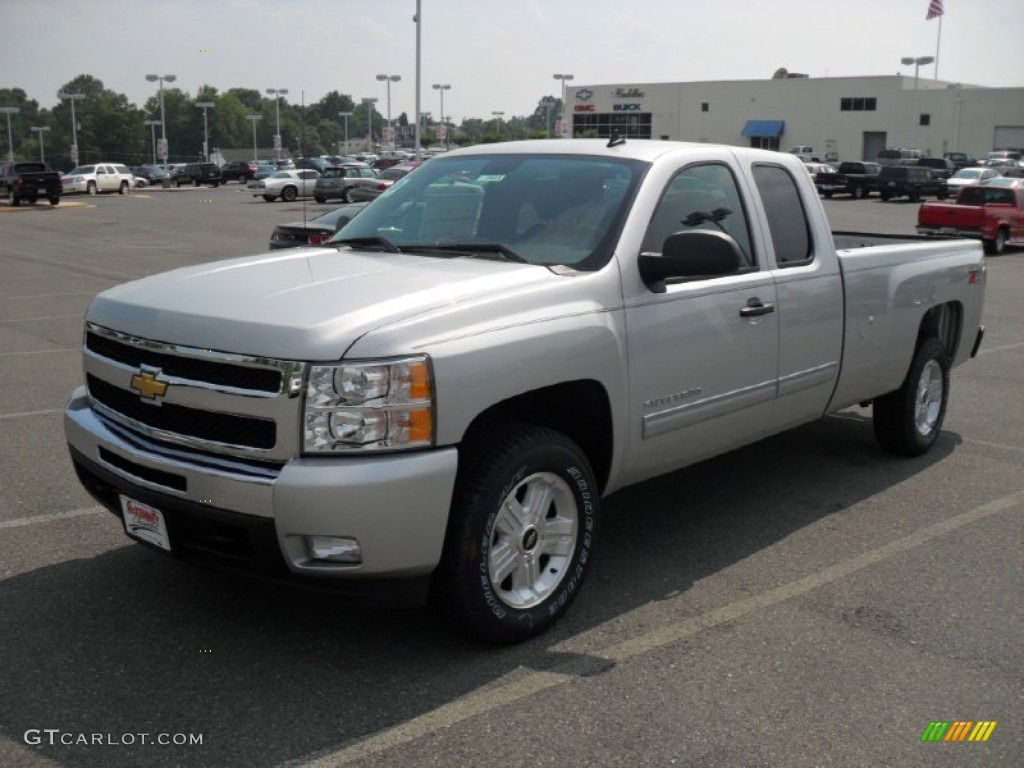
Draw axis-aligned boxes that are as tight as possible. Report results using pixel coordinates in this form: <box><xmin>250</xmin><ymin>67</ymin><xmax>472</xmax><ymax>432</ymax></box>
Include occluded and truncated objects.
<box><xmin>65</xmin><ymin>139</ymin><xmax>986</xmax><ymax>643</ymax></box>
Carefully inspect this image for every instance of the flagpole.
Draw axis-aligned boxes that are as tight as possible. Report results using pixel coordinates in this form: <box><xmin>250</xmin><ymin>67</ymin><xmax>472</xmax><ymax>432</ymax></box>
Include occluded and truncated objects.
<box><xmin>934</xmin><ymin>15</ymin><xmax>942</xmax><ymax>79</ymax></box>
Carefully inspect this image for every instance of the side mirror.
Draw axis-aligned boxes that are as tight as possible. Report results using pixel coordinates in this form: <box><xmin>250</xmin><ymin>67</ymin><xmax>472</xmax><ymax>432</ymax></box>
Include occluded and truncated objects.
<box><xmin>638</xmin><ymin>230</ymin><xmax>743</xmax><ymax>292</ymax></box>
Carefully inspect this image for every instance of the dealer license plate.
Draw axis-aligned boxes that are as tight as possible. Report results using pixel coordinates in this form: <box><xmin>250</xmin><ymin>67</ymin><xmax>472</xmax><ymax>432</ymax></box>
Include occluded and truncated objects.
<box><xmin>939</xmin><ymin>227</ymin><xmax>958</xmax><ymax>235</ymax></box>
<box><xmin>120</xmin><ymin>496</ymin><xmax>171</xmax><ymax>551</ymax></box>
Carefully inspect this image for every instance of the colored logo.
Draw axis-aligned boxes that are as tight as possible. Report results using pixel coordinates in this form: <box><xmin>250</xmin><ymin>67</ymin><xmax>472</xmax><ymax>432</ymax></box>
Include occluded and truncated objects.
<box><xmin>921</xmin><ymin>721</ymin><xmax>997</xmax><ymax>742</ymax></box>
<box><xmin>613</xmin><ymin>104</ymin><xmax>642</xmax><ymax>112</ymax></box>
<box><xmin>130</xmin><ymin>369</ymin><xmax>169</xmax><ymax>402</ymax></box>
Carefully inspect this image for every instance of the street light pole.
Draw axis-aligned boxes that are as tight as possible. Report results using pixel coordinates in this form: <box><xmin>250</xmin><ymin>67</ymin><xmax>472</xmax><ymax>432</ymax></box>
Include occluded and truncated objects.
<box><xmin>552</xmin><ymin>73</ymin><xmax>574</xmax><ymax>138</ymax></box>
<box><xmin>0</xmin><ymin>106</ymin><xmax>19</xmax><ymax>162</ymax></box>
<box><xmin>375</xmin><ymin>74</ymin><xmax>401</xmax><ymax>150</ymax></box>
<box><xmin>432</xmin><ymin>84</ymin><xmax>450</xmax><ymax>150</ymax></box>
<box><xmin>338</xmin><ymin>111</ymin><xmax>353</xmax><ymax>155</ymax></box>
<box><xmin>265</xmin><ymin>88</ymin><xmax>288</xmax><ymax>161</ymax></box>
<box><xmin>491</xmin><ymin>111</ymin><xmax>505</xmax><ymax>136</ymax></box>
<box><xmin>58</xmin><ymin>92</ymin><xmax>85</xmax><ymax>167</ymax></box>
<box><xmin>196</xmin><ymin>102</ymin><xmax>214</xmax><ymax>162</ymax></box>
<box><xmin>246</xmin><ymin>114</ymin><xmax>262</xmax><ymax>163</ymax></box>
<box><xmin>145</xmin><ymin>74</ymin><xmax>176</xmax><ymax>164</ymax></box>
<box><xmin>144</xmin><ymin>120</ymin><xmax>161</xmax><ymax>165</ymax></box>
<box><xmin>361</xmin><ymin>97</ymin><xmax>378</xmax><ymax>151</ymax></box>
<box><xmin>900</xmin><ymin>56</ymin><xmax>934</xmax><ymax>150</ymax></box>
<box><xmin>30</xmin><ymin>126</ymin><xmax>50</xmax><ymax>163</ymax></box>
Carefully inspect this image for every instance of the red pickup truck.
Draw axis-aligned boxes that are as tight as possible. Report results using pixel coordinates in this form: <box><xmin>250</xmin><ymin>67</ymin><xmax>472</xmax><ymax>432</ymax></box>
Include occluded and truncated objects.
<box><xmin>917</xmin><ymin>182</ymin><xmax>1024</xmax><ymax>254</ymax></box>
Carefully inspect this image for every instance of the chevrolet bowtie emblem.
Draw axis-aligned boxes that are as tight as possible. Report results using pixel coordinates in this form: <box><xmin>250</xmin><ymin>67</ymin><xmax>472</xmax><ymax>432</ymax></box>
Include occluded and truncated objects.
<box><xmin>130</xmin><ymin>370</ymin><xmax>169</xmax><ymax>401</ymax></box>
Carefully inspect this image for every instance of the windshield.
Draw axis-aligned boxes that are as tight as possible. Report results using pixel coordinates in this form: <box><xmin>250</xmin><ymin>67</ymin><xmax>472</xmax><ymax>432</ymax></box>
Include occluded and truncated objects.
<box><xmin>328</xmin><ymin>153</ymin><xmax>647</xmax><ymax>270</ymax></box>
<box><xmin>953</xmin><ymin>169</ymin><xmax>983</xmax><ymax>179</ymax></box>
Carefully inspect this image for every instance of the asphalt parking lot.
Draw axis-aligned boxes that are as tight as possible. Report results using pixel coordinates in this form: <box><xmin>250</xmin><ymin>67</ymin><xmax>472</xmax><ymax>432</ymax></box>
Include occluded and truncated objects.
<box><xmin>1</xmin><ymin>183</ymin><xmax>1021</xmax><ymax>768</ymax></box>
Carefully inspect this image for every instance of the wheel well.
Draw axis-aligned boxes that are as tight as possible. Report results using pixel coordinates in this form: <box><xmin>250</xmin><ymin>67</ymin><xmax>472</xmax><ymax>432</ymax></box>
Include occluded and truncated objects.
<box><xmin>459</xmin><ymin>380</ymin><xmax>613</xmax><ymax>493</ymax></box>
<box><xmin>919</xmin><ymin>302</ymin><xmax>962</xmax><ymax>360</ymax></box>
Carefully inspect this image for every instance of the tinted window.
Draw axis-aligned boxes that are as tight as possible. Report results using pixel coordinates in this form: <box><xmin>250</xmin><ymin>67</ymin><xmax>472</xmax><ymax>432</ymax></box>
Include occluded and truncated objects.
<box><xmin>752</xmin><ymin>165</ymin><xmax>812</xmax><ymax>267</ymax></box>
<box><xmin>643</xmin><ymin>164</ymin><xmax>754</xmax><ymax>268</ymax></box>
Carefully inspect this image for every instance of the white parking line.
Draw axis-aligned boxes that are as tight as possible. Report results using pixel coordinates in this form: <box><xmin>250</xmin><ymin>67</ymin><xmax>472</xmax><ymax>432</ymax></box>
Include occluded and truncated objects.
<box><xmin>297</xmin><ymin>488</ymin><xmax>1024</xmax><ymax>768</ymax></box>
<box><xmin>0</xmin><ymin>505</ymin><xmax>104</xmax><ymax>530</ymax></box>
<box><xmin>0</xmin><ymin>348</ymin><xmax>77</xmax><ymax>358</ymax></box>
<box><xmin>1</xmin><ymin>313</ymin><xmax>84</xmax><ymax>322</ymax></box>
<box><xmin>0</xmin><ymin>409</ymin><xmax>62</xmax><ymax>421</ymax></box>
<box><xmin>977</xmin><ymin>341</ymin><xmax>1024</xmax><ymax>355</ymax></box>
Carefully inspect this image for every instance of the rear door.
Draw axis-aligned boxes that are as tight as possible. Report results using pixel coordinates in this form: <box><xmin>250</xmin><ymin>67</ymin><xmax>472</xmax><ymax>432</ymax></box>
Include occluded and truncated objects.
<box><xmin>749</xmin><ymin>162</ymin><xmax>843</xmax><ymax>429</ymax></box>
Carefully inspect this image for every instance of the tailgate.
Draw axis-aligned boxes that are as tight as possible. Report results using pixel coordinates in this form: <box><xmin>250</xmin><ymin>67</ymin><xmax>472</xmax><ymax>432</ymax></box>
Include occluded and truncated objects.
<box><xmin>918</xmin><ymin>202</ymin><xmax>983</xmax><ymax>229</ymax></box>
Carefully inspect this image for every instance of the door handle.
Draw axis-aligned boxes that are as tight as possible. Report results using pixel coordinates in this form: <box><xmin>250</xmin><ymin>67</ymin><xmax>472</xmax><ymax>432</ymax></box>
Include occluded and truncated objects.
<box><xmin>740</xmin><ymin>299</ymin><xmax>775</xmax><ymax>317</ymax></box>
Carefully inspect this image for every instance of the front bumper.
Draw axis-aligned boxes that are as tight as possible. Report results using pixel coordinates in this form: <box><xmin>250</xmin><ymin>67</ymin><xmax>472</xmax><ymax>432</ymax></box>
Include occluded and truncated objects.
<box><xmin>65</xmin><ymin>386</ymin><xmax>458</xmax><ymax>585</ymax></box>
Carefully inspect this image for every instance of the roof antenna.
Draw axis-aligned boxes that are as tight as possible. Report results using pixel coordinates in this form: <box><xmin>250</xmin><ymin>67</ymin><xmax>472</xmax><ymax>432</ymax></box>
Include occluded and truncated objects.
<box><xmin>607</xmin><ymin>132</ymin><xmax>626</xmax><ymax>148</ymax></box>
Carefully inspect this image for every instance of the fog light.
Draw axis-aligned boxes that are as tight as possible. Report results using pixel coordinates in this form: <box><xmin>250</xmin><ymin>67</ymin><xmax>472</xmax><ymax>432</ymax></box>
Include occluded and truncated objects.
<box><xmin>307</xmin><ymin>536</ymin><xmax>362</xmax><ymax>564</ymax></box>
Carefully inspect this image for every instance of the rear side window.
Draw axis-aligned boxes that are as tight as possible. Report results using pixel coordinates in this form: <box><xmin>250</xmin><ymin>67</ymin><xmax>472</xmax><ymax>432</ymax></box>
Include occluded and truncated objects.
<box><xmin>752</xmin><ymin>165</ymin><xmax>812</xmax><ymax>267</ymax></box>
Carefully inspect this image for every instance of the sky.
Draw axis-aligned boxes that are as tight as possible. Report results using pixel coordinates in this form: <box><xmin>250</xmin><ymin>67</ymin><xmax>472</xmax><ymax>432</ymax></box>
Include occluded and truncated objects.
<box><xmin>2</xmin><ymin>0</ymin><xmax>1023</xmax><ymax>121</ymax></box>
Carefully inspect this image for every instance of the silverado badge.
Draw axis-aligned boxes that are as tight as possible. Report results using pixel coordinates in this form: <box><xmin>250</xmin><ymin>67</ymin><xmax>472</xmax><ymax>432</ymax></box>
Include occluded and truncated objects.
<box><xmin>130</xmin><ymin>370</ymin><xmax>169</xmax><ymax>402</ymax></box>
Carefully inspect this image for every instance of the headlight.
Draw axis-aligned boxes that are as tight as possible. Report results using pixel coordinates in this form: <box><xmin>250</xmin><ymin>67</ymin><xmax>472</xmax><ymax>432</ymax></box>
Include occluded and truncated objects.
<box><xmin>303</xmin><ymin>356</ymin><xmax>434</xmax><ymax>453</ymax></box>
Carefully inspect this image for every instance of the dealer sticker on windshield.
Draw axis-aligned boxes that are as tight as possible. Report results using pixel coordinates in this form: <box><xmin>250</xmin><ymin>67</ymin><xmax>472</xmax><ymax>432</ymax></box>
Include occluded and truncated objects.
<box><xmin>119</xmin><ymin>496</ymin><xmax>171</xmax><ymax>551</ymax></box>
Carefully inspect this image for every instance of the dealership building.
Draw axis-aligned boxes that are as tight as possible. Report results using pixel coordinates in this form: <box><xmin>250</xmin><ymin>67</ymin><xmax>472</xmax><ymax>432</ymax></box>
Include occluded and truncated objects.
<box><xmin>566</xmin><ymin>74</ymin><xmax>1024</xmax><ymax>163</ymax></box>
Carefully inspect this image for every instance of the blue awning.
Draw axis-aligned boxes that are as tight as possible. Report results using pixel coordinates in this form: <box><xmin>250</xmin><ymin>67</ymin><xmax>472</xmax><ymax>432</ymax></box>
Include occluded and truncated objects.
<box><xmin>741</xmin><ymin>120</ymin><xmax>785</xmax><ymax>138</ymax></box>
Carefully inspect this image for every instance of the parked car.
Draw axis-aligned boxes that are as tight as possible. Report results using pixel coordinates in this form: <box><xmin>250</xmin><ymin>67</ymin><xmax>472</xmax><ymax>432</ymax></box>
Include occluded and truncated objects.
<box><xmin>268</xmin><ymin>203</ymin><xmax>368</xmax><ymax>249</ymax></box>
<box><xmin>174</xmin><ymin>162</ymin><xmax>223</xmax><ymax>187</ymax></box>
<box><xmin>916</xmin><ymin>157</ymin><xmax>956</xmax><ymax>180</ymax></box>
<box><xmin>876</xmin><ymin>147</ymin><xmax>922</xmax><ymax>166</ymax></box>
<box><xmin>62</xmin><ymin>163</ymin><xmax>134</xmax><ymax>195</ymax></box>
<box><xmin>789</xmin><ymin>145</ymin><xmax>821</xmax><ymax>162</ymax></box>
<box><xmin>918</xmin><ymin>182</ymin><xmax>1024</xmax><ymax>254</ymax></box>
<box><xmin>347</xmin><ymin>163</ymin><xmax>420</xmax><ymax>202</ymax></box>
<box><xmin>294</xmin><ymin>156</ymin><xmax>332</xmax><ymax>173</ymax></box>
<box><xmin>943</xmin><ymin>152</ymin><xmax>978</xmax><ymax>171</ymax></box>
<box><xmin>980</xmin><ymin>159</ymin><xmax>1022</xmax><ymax>178</ymax></box>
<box><xmin>1</xmin><ymin>160</ymin><xmax>62</xmax><ymax>206</ymax></box>
<box><xmin>220</xmin><ymin>161</ymin><xmax>257</xmax><ymax>183</ymax></box>
<box><xmin>132</xmin><ymin>165</ymin><xmax>169</xmax><ymax>185</ymax></box>
<box><xmin>247</xmin><ymin>169</ymin><xmax>320</xmax><ymax>202</ymax></box>
<box><xmin>812</xmin><ymin>161</ymin><xmax>881</xmax><ymax>199</ymax></box>
<box><xmin>252</xmin><ymin>162</ymin><xmax>278</xmax><ymax>180</ymax></box>
<box><xmin>313</xmin><ymin>164</ymin><xmax>378</xmax><ymax>203</ymax></box>
<box><xmin>273</xmin><ymin>159</ymin><xmax>296</xmax><ymax>170</ymax></box>
<box><xmin>945</xmin><ymin>167</ymin><xmax>1001</xmax><ymax>192</ymax></box>
<box><xmin>802</xmin><ymin>162</ymin><xmax>837</xmax><ymax>194</ymax></box>
<box><xmin>877</xmin><ymin>166</ymin><xmax>948</xmax><ymax>201</ymax></box>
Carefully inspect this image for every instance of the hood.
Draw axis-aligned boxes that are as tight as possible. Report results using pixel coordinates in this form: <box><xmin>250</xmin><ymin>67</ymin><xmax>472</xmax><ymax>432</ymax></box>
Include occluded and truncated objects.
<box><xmin>86</xmin><ymin>247</ymin><xmax>560</xmax><ymax>360</ymax></box>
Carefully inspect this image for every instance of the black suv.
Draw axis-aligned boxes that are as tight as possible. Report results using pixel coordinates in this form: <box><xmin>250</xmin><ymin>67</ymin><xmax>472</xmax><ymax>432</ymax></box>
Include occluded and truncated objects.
<box><xmin>878</xmin><ymin>166</ymin><xmax>948</xmax><ymax>201</ymax></box>
<box><xmin>220</xmin><ymin>161</ymin><xmax>257</xmax><ymax>183</ymax></box>
<box><xmin>175</xmin><ymin>162</ymin><xmax>223</xmax><ymax>187</ymax></box>
<box><xmin>916</xmin><ymin>157</ymin><xmax>956</xmax><ymax>180</ymax></box>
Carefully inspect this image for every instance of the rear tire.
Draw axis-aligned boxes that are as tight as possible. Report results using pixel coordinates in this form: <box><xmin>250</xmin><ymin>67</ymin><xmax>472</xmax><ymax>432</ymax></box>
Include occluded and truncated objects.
<box><xmin>262</xmin><ymin>195</ymin><xmax>275</xmax><ymax>202</ymax></box>
<box><xmin>873</xmin><ymin>337</ymin><xmax>949</xmax><ymax>456</ymax></box>
<box><xmin>431</xmin><ymin>424</ymin><xmax>599</xmax><ymax>644</ymax></box>
<box><xmin>281</xmin><ymin>185</ymin><xmax>298</xmax><ymax>202</ymax></box>
<box><xmin>852</xmin><ymin>185</ymin><xmax>866</xmax><ymax>199</ymax></box>
<box><xmin>880</xmin><ymin>192</ymin><xmax>891</xmax><ymax>202</ymax></box>
<box><xmin>49</xmin><ymin>197</ymin><xmax>60</xmax><ymax>206</ymax></box>
<box><xmin>314</xmin><ymin>195</ymin><xmax>327</xmax><ymax>204</ymax></box>
<box><xmin>824</xmin><ymin>191</ymin><xmax>833</xmax><ymax>199</ymax></box>
<box><xmin>119</xmin><ymin>181</ymin><xmax>129</xmax><ymax>195</ymax></box>
<box><xmin>983</xmin><ymin>228</ymin><xmax>1008</xmax><ymax>255</ymax></box>
<box><xmin>8</xmin><ymin>190</ymin><xmax>19</xmax><ymax>206</ymax></box>
<box><xmin>342</xmin><ymin>187</ymin><xmax>353</xmax><ymax>203</ymax></box>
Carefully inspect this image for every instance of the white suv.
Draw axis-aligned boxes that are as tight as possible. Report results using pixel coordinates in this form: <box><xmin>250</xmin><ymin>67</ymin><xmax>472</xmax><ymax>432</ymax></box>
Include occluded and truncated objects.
<box><xmin>62</xmin><ymin>163</ymin><xmax>134</xmax><ymax>195</ymax></box>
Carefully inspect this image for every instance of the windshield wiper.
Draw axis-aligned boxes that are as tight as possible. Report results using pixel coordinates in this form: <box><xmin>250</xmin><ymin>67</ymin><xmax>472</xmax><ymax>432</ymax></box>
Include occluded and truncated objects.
<box><xmin>404</xmin><ymin>242</ymin><xmax>528</xmax><ymax>263</ymax></box>
<box><xmin>333</xmin><ymin>236</ymin><xmax>402</xmax><ymax>253</ymax></box>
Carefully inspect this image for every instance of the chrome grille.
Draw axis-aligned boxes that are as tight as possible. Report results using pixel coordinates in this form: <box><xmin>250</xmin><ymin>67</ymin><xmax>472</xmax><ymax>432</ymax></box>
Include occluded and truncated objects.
<box><xmin>83</xmin><ymin>323</ymin><xmax>306</xmax><ymax>461</ymax></box>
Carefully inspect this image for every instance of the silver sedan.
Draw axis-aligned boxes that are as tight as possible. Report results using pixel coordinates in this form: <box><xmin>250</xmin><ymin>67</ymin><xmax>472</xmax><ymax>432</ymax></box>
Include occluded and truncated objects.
<box><xmin>247</xmin><ymin>170</ymin><xmax>321</xmax><ymax>202</ymax></box>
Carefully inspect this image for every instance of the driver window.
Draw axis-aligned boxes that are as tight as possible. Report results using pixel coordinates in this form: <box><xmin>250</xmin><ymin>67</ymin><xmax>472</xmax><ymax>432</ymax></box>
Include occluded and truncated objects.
<box><xmin>642</xmin><ymin>163</ymin><xmax>755</xmax><ymax>269</ymax></box>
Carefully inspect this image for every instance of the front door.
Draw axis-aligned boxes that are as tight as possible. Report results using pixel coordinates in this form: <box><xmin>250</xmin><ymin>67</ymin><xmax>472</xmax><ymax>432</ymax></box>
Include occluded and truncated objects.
<box><xmin>623</xmin><ymin>160</ymin><xmax>779</xmax><ymax>485</ymax></box>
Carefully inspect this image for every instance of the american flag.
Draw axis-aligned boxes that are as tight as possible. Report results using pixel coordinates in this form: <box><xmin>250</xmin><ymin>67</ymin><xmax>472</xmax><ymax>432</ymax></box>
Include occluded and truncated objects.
<box><xmin>926</xmin><ymin>0</ymin><xmax>943</xmax><ymax>20</ymax></box>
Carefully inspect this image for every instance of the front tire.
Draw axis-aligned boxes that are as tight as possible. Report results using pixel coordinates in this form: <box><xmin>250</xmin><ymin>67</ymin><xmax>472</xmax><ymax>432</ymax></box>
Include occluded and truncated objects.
<box><xmin>49</xmin><ymin>197</ymin><xmax>60</xmax><ymax>206</ymax></box>
<box><xmin>87</xmin><ymin>181</ymin><xmax>97</xmax><ymax>195</ymax></box>
<box><xmin>852</xmin><ymin>185</ymin><xmax>866</xmax><ymax>200</ymax></box>
<box><xmin>8</xmin><ymin>190</ymin><xmax>19</xmax><ymax>206</ymax></box>
<box><xmin>262</xmin><ymin>195</ymin><xmax>275</xmax><ymax>202</ymax></box>
<box><xmin>873</xmin><ymin>337</ymin><xmax>949</xmax><ymax>456</ymax></box>
<box><xmin>432</xmin><ymin>424</ymin><xmax>599</xmax><ymax>644</ymax></box>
